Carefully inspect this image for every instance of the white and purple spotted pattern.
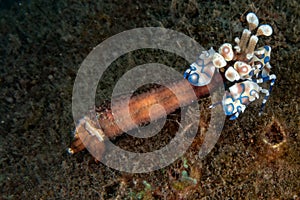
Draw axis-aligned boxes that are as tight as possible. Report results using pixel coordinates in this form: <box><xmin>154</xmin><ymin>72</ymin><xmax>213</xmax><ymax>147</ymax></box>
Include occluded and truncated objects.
<box><xmin>183</xmin><ymin>47</ymin><xmax>216</xmax><ymax>86</ymax></box>
<box><xmin>184</xmin><ymin>12</ymin><xmax>276</xmax><ymax>120</ymax></box>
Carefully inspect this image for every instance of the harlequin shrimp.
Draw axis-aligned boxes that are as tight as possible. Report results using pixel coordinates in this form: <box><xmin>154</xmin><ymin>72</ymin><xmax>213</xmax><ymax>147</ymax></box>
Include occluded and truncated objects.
<box><xmin>184</xmin><ymin>12</ymin><xmax>276</xmax><ymax>120</ymax></box>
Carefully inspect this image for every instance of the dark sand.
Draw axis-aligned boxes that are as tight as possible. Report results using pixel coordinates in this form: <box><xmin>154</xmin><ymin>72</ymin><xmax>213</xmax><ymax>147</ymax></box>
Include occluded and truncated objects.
<box><xmin>1</xmin><ymin>0</ymin><xmax>299</xmax><ymax>199</ymax></box>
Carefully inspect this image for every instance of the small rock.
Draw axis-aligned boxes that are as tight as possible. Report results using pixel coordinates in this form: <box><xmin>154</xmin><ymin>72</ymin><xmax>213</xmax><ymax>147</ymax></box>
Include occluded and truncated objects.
<box><xmin>5</xmin><ymin>97</ymin><xmax>14</xmax><ymax>103</ymax></box>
